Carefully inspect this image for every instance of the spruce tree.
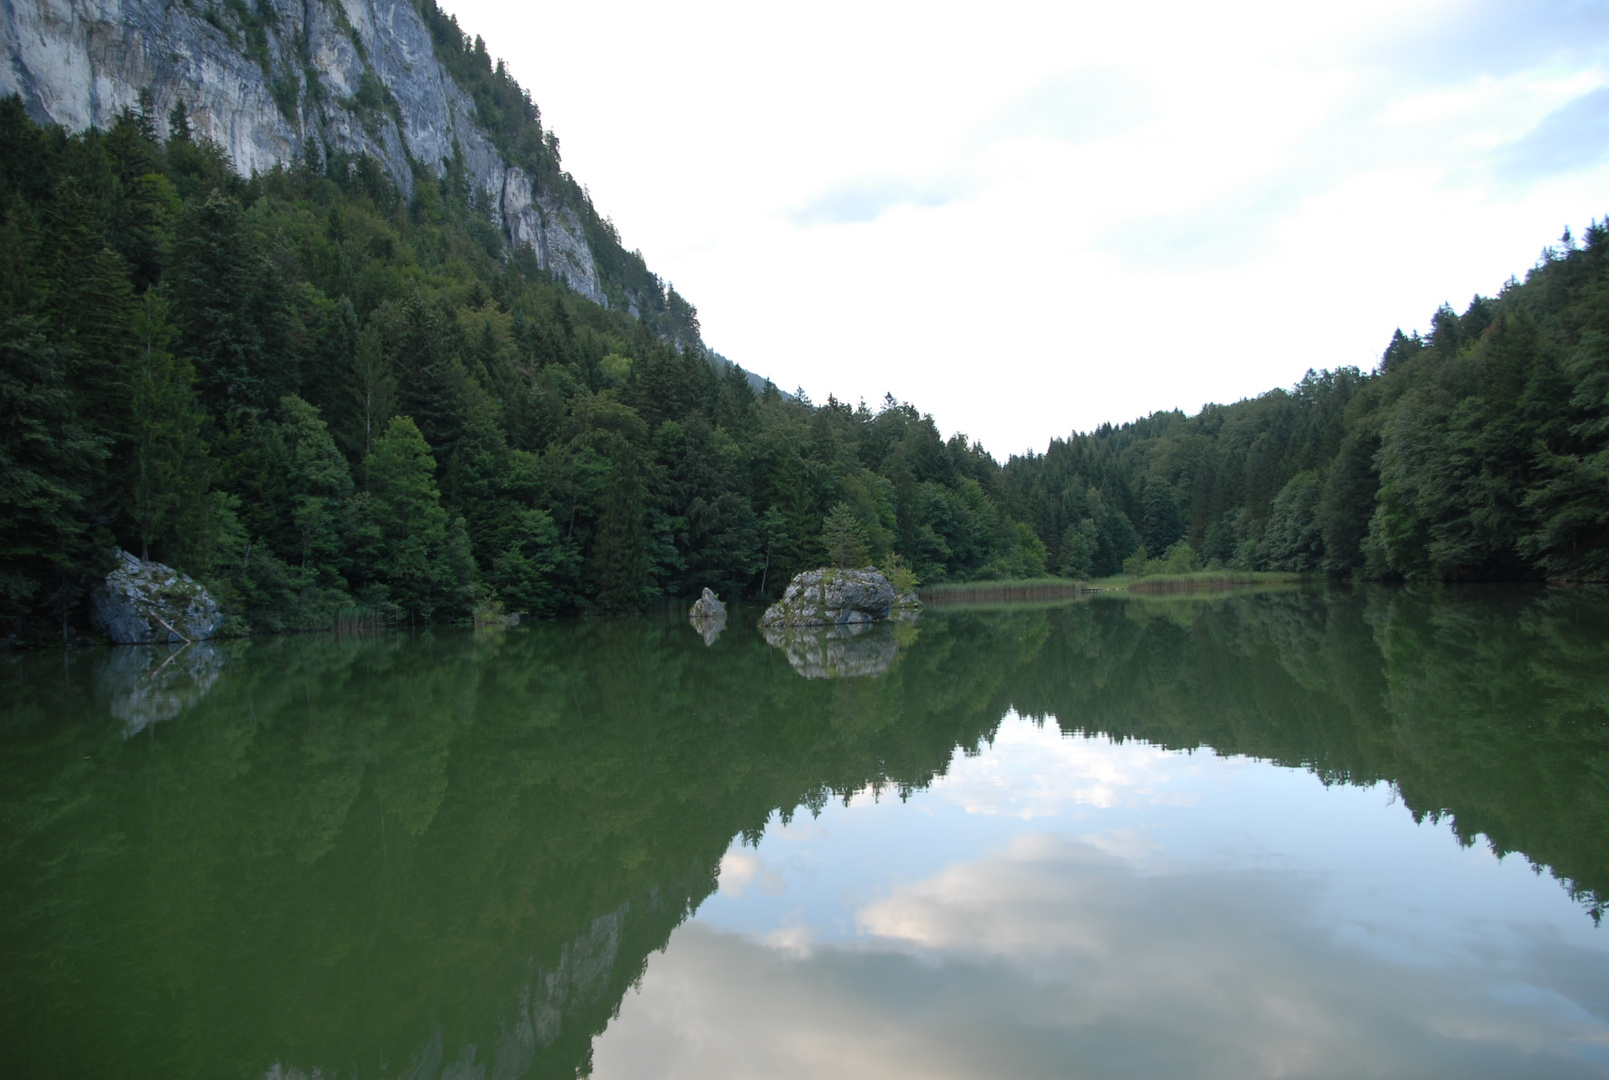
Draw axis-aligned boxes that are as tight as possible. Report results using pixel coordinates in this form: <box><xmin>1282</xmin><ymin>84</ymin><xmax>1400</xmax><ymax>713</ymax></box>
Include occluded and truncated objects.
<box><xmin>171</xmin><ymin>190</ymin><xmax>266</xmax><ymax>409</ymax></box>
<box><xmin>344</xmin><ymin>324</ymin><xmax>395</xmax><ymax>461</ymax></box>
<box><xmin>821</xmin><ymin>502</ymin><xmax>869</xmax><ymax>568</ymax></box>
<box><xmin>590</xmin><ymin>457</ymin><xmax>646</xmax><ymax>613</ymax></box>
<box><xmin>0</xmin><ymin>315</ymin><xmax>109</xmax><ymax>620</ymax></box>
<box><xmin>393</xmin><ymin>291</ymin><xmax>458</xmax><ymax>454</ymax></box>
<box><xmin>125</xmin><ymin>292</ymin><xmax>211</xmax><ymax>562</ymax></box>
<box><xmin>358</xmin><ymin>416</ymin><xmax>464</xmax><ymax>619</ymax></box>
<box><xmin>276</xmin><ymin>395</ymin><xmax>353</xmax><ymax>573</ymax></box>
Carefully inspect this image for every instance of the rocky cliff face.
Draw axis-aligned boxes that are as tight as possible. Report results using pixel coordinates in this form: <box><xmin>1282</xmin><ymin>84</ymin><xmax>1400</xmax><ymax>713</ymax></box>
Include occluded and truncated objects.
<box><xmin>0</xmin><ymin>0</ymin><xmax>608</xmax><ymax>303</ymax></box>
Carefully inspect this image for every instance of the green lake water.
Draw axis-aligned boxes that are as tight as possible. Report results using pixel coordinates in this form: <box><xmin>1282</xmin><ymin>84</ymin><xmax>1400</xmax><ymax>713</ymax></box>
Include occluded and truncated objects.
<box><xmin>3</xmin><ymin>586</ymin><xmax>1608</xmax><ymax>1078</ymax></box>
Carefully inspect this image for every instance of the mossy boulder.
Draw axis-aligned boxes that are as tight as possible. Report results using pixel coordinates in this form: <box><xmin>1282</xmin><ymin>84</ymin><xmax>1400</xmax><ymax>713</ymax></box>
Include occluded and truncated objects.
<box><xmin>90</xmin><ymin>550</ymin><xmax>223</xmax><ymax>644</ymax></box>
<box><xmin>760</xmin><ymin>568</ymin><xmax>895</xmax><ymax>628</ymax></box>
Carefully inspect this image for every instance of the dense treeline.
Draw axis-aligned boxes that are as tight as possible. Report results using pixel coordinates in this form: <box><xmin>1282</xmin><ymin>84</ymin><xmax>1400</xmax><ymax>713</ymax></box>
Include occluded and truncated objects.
<box><xmin>3</xmin><ymin>82</ymin><xmax>1605</xmax><ymax>640</ymax></box>
<box><xmin>0</xmin><ymin>96</ymin><xmax>1048</xmax><ymax>637</ymax></box>
<box><xmin>1002</xmin><ymin>227</ymin><xmax>1609</xmax><ymax>582</ymax></box>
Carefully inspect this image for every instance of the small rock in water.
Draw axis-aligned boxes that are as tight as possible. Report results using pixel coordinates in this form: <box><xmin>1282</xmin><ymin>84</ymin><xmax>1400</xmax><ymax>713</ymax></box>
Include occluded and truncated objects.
<box><xmin>760</xmin><ymin>568</ymin><xmax>896</xmax><ymax>628</ymax></box>
<box><xmin>688</xmin><ymin>587</ymin><xmax>726</xmax><ymax>620</ymax></box>
<box><xmin>891</xmin><ymin>590</ymin><xmax>922</xmax><ymax>620</ymax></box>
<box><xmin>90</xmin><ymin>550</ymin><xmax>223</xmax><ymax>644</ymax></box>
<box><xmin>688</xmin><ymin>587</ymin><xmax>727</xmax><ymax>645</ymax></box>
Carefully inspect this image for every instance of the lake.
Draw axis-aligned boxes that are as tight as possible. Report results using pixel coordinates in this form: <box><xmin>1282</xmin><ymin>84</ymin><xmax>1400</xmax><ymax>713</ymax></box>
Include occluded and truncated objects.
<box><xmin>2</xmin><ymin>586</ymin><xmax>1607</xmax><ymax>1079</ymax></box>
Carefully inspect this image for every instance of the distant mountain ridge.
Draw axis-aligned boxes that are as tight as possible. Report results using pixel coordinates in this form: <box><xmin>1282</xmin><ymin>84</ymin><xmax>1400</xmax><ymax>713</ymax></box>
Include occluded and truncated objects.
<box><xmin>0</xmin><ymin>0</ymin><xmax>773</xmax><ymax>385</ymax></box>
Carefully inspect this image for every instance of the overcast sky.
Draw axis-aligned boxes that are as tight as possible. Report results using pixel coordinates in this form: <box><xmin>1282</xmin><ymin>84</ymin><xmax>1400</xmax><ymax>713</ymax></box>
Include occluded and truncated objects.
<box><xmin>442</xmin><ymin>0</ymin><xmax>1609</xmax><ymax>458</ymax></box>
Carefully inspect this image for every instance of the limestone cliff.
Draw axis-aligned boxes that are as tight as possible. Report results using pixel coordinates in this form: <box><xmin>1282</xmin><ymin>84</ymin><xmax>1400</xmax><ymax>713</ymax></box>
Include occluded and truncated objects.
<box><xmin>0</xmin><ymin>0</ymin><xmax>608</xmax><ymax>301</ymax></box>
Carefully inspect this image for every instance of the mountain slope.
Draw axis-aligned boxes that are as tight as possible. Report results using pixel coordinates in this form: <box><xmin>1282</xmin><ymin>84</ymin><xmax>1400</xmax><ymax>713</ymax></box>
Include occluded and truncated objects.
<box><xmin>0</xmin><ymin>0</ymin><xmax>709</xmax><ymax>341</ymax></box>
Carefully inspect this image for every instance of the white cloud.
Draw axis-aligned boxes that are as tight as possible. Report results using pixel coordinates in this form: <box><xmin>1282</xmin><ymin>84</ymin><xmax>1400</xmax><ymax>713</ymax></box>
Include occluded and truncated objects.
<box><xmin>440</xmin><ymin>0</ymin><xmax>1609</xmax><ymax>456</ymax></box>
<box><xmin>931</xmin><ymin>712</ymin><xmax>1205</xmax><ymax>817</ymax></box>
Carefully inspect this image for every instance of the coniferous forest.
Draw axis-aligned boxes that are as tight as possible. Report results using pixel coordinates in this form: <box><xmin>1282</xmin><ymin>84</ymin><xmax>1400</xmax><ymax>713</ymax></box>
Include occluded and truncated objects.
<box><xmin>1</xmin><ymin>78</ymin><xmax>1607</xmax><ymax>641</ymax></box>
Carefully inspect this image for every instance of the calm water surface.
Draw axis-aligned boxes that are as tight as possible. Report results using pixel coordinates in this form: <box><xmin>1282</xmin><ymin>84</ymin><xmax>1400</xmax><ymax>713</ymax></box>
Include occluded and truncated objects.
<box><xmin>2</xmin><ymin>586</ymin><xmax>1607</xmax><ymax>1078</ymax></box>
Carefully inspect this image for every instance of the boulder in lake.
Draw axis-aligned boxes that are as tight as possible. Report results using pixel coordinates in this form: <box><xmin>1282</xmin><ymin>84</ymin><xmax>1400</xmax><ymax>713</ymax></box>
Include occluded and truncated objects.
<box><xmin>760</xmin><ymin>568</ymin><xmax>895</xmax><ymax>628</ymax></box>
<box><xmin>892</xmin><ymin>590</ymin><xmax>922</xmax><ymax>620</ymax></box>
<box><xmin>688</xmin><ymin>587</ymin><xmax>728</xmax><ymax>645</ymax></box>
<box><xmin>688</xmin><ymin>587</ymin><xmax>726</xmax><ymax>620</ymax></box>
<box><xmin>90</xmin><ymin>550</ymin><xmax>223</xmax><ymax>644</ymax></box>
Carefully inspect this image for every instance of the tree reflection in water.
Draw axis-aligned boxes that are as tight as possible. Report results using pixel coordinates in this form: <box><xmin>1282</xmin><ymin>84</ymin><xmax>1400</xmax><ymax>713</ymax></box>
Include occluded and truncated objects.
<box><xmin>0</xmin><ymin>585</ymin><xmax>1604</xmax><ymax>1078</ymax></box>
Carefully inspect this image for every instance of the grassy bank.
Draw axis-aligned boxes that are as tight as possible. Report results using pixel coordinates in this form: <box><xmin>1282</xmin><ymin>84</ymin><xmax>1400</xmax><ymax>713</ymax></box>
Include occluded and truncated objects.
<box><xmin>1105</xmin><ymin>571</ymin><xmax>1311</xmax><ymax>593</ymax></box>
<box><xmin>920</xmin><ymin>579</ymin><xmax>1095</xmax><ymax>606</ymax></box>
<box><xmin>920</xmin><ymin>571</ymin><xmax>1313</xmax><ymax>606</ymax></box>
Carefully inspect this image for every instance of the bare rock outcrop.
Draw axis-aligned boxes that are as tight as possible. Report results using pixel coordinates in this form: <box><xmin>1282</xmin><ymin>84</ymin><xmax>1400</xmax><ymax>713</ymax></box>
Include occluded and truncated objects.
<box><xmin>0</xmin><ymin>0</ymin><xmax>608</xmax><ymax>303</ymax></box>
<box><xmin>760</xmin><ymin>568</ymin><xmax>895</xmax><ymax>628</ymax></box>
<box><xmin>688</xmin><ymin>587</ymin><xmax>726</xmax><ymax>620</ymax></box>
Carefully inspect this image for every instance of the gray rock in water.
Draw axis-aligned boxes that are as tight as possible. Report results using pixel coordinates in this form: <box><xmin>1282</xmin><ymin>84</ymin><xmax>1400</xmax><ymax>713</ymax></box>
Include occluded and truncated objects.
<box><xmin>892</xmin><ymin>590</ymin><xmax>923</xmax><ymax>620</ymax></box>
<box><xmin>762</xmin><ymin>622</ymin><xmax>898</xmax><ymax>679</ymax></box>
<box><xmin>760</xmin><ymin>568</ymin><xmax>895</xmax><ymax>628</ymax></box>
<box><xmin>90</xmin><ymin>550</ymin><xmax>223</xmax><ymax>644</ymax></box>
<box><xmin>688</xmin><ymin>587</ymin><xmax>726</xmax><ymax>620</ymax></box>
<box><xmin>688</xmin><ymin>587</ymin><xmax>727</xmax><ymax>645</ymax></box>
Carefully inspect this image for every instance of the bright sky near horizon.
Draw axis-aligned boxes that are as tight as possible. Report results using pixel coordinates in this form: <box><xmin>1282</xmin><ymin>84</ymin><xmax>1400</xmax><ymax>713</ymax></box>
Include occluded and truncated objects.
<box><xmin>441</xmin><ymin>0</ymin><xmax>1609</xmax><ymax>459</ymax></box>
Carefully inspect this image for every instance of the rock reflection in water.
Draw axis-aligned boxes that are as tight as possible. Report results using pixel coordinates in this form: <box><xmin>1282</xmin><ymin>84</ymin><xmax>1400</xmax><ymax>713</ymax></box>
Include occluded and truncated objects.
<box><xmin>689</xmin><ymin>613</ymin><xmax>726</xmax><ymax>645</ymax></box>
<box><xmin>763</xmin><ymin>621</ymin><xmax>897</xmax><ymax>679</ymax></box>
<box><xmin>97</xmin><ymin>642</ymin><xmax>225</xmax><ymax>736</ymax></box>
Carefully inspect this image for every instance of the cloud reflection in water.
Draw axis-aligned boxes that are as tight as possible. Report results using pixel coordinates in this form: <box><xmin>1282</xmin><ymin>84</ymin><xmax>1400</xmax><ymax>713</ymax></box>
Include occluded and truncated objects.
<box><xmin>593</xmin><ymin>719</ymin><xmax>1609</xmax><ymax>1080</ymax></box>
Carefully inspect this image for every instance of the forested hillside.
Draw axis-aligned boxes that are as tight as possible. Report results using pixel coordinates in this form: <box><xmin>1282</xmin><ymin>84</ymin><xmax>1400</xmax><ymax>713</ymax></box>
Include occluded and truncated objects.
<box><xmin>0</xmin><ymin>96</ymin><xmax>1050</xmax><ymax>639</ymax></box>
<box><xmin>1001</xmin><ymin>229</ymin><xmax>1609</xmax><ymax>584</ymax></box>
<box><xmin>2</xmin><ymin>87</ymin><xmax>1606</xmax><ymax>642</ymax></box>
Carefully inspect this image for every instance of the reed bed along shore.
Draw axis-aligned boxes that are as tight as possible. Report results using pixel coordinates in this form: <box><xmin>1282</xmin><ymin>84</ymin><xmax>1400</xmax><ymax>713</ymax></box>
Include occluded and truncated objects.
<box><xmin>921</xmin><ymin>572</ymin><xmax>1311</xmax><ymax>605</ymax></box>
<box><xmin>920</xmin><ymin>580</ymin><xmax>1096</xmax><ymax>606</ymax></box>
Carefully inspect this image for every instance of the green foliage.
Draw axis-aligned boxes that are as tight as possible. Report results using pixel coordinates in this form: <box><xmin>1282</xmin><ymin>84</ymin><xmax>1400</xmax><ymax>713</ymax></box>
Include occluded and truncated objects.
<box><xmin>822</xmin><ymin>502</ymin><xmax>870</xmax><ymax>568</ymax></box>
<box><xmin>1264</xmin><ymin>471</ymin><xmax>1324</xmax><ymax>572</ymax></box>
<box><xmin>1058</xmin><ymin>520</ymin><xmax>1094</xmax><ymax>579</ymax></box>
<box><xmin>1140</xmin><ymin>482</ymin><xmax>1184</xmax><ymax>554</ymax></box>
<box><xmin>979</xmin><ymin>521</ymin><xmax>1050</xmax><ymax>580</ymax></box>
<box><xmin>1122</xmin><ymin>546</ymin><xmax>1149</xmax><ymax>577</ymax></box>
<box><xmin>590</xmin><ymin>457</ymin><xmax>648</xmax><ymax>613</ymax></box>
<box><xmin>353</xmin><ymin>416</ymin><xmax>469</xmax><ymax>620</ymax></box>
<box><xmin>125</xmin><ymin>291</ymin><xmax>211</xmax><ymax>562</ymax></box>
<box><xmin>880</xmin><ymin>553</ymin><xmax>920</xmax><ymax>595</ymax></box>
<box><xmin>3</xmin><ymin>90</ymin><xmax>1604</xmax><ymax>638</ymax></box>
<box><xmin>1004</xmin><ymin>234</ymin><xmax>1609</xmax><ymax>582</ymax></box>
<box><xmin>491</xmin><ymin>507</ymin><xmax>576</xmax><ymax>616</ymax></box>
<box><xmin>0</xmin><ymin>315</ymin><xmax>109</xmax><ymax>618</ymax></box>
<box><xmin>1124</xmin><ymin>541</ymin><xmax>1199</xmax><ymax>579</ymax></box>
